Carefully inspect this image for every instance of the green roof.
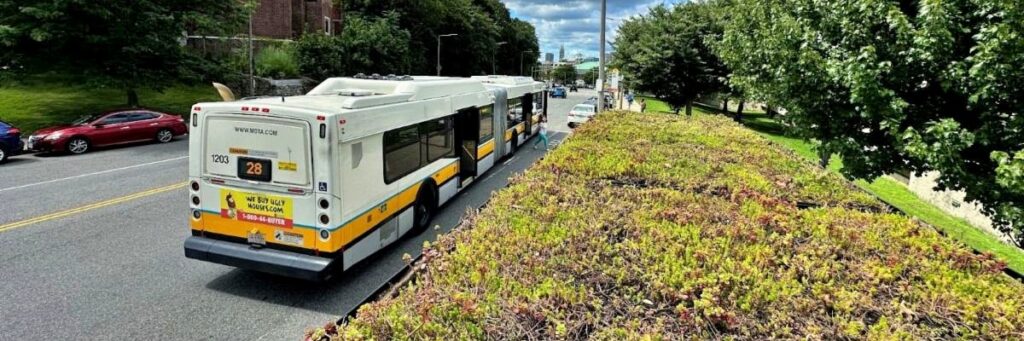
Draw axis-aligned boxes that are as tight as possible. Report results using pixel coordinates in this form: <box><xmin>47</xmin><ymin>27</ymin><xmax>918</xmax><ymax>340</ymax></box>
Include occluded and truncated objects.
<box><xmin>575</xmin><ymin>61</ymin><xmax>599</xmax><ymax>72</ymax></box>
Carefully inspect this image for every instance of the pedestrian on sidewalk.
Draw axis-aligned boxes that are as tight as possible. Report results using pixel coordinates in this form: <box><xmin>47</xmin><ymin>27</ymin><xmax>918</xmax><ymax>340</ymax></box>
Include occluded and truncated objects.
<box><xmin>639</xmin><ymin>98</ymin><xmax>647</xmax><ymax>113</ymax></box>
<box><xmin>626</xmin><ymin>93</ymin><xmax>635</xmax><ymax>109</ymax></box>
<box><xmin>533</xmin><ymin>116</ymin><xmax>549</xmax><ymax>150</ymax></box>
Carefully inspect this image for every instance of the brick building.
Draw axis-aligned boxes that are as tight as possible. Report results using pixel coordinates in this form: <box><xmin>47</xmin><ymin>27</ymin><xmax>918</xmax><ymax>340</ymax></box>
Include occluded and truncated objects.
<box><xmin>251</xmin><ymin>0</ymin><xmax>343</xmax><ymax>39</ymax></box>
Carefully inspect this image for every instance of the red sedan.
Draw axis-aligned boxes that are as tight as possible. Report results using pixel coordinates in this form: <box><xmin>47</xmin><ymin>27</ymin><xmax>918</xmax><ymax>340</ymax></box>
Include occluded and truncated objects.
<box><xmin>27</xmin><ymin>109</ymin><xmax>188</xmax><ymax>154</ymax></box>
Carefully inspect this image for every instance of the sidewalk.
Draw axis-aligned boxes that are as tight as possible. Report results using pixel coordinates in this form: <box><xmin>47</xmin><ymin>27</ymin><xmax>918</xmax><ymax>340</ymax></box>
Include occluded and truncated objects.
<box><xmin>613</xmin><ymin>95</ymin><xmax>643</xmax><ymax>112</ymax></box>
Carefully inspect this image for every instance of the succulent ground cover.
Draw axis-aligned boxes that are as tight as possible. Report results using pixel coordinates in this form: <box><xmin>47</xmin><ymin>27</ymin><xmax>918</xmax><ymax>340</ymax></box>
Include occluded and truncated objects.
<box><xmin>314</xmin><ymin>112</ymin><xmax>1024</xmax><ymax>340</ymax></box>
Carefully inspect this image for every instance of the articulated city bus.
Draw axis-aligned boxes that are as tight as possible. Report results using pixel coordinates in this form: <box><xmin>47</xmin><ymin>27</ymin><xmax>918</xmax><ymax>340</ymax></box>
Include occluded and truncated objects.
<box><xmin>184</xmin><ymin>75</ymin><xmax>545</xmax><ymax>281</ymax></box>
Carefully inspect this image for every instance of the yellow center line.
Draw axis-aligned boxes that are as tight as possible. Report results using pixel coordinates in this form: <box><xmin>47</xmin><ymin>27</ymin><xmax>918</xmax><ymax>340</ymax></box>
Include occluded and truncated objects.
<box><xmin>0</xmin><ymin>182</ymin><xmax>187</xmax><ymax>233</ymax></box>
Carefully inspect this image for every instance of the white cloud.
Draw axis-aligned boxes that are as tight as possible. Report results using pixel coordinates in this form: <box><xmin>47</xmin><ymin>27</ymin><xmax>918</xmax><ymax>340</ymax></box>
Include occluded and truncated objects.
<box><xmin>505</xmin><ymin>0</ymin><xmax>686</xmax><ymax>61</ymax></box>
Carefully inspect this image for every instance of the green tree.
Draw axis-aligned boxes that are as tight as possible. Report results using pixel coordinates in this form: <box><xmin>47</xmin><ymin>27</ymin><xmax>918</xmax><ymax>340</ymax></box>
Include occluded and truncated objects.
<box><xmin>294</xmin><ymin>34</ymin><xmax>346</xmax><ymax>81</ymax></box>
<box><xmin>551</xmin><ymin>64</ymin><xmax>577</xmax><ymax>84</ymax></box>
<box><xmin>717</xmin><ymin>0</ymin><xmax>1024</xmax><ymax>244</ymax></box>
<box><xmin>337</xmin><ymin>13</ymin><xmax>411</xmax><ymax>76</ymax></box>
<box><xmin>582</xmin><ymin>67</ymin><xmax>599</xmax><ymax>86</ymax></box>
<box><xmin>0</xmin><ymin>0</ymin><xmax>246</xmax><ymax>106</ymax></box>
<box><xmin>613</xmin><ymin>3</ymin><xmax>726</xmax><ymax>115</ymax></box>
<box><xmin>344</xmin><ymin>0</ymin><xmax>537</xmax><ymax>76</ymax></box>
<box><xmin>295</xmin><ymin>13</ymin><xmax>411</xmax><ymax>80</ymax></box>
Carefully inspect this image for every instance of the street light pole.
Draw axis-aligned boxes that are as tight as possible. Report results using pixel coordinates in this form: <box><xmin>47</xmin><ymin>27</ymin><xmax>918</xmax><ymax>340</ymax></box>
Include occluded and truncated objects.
<box><xmin>436</xmin><ymin>33</ymin><xmax>458</xmax><ymax>76</ymax></box>
<box><xmin>493</xmin><ymin>41</ymin><xmax>507</xmax><ymax>75</ymax></box>
<box><xmin>248</xmin><ymin>10</ymin><xmax>255</xmax><ymax>97</ymax></box>
<box><xmin>597</xmin><ymin>0</ymin><xmax>607</xmax><ymax>112</ymax></box>
<box><xmin>520</xmin><ymin>50</ymin><xmax>533</xmax><ymax>76</ymax></box>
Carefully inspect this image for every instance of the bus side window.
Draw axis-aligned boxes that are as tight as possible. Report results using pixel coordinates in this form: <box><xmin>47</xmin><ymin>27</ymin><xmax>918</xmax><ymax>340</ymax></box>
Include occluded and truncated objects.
<box><xmin>423</xmin><ymin>117</ymin><xmax>454</xmax><ymax>162</ymax></box>
<box><xmin>383</xmin><ymin>124</ymin><xmax>421</xmax><ymax>184</ymax></box>
<box><xmin>479</xmin><ymin>105</ymin><xmax>493</xmax><ymax>141</ymax></box>
<box><xmin>507</xmin><ymin>97</ymin><xmax>522</xmax><ymax>123</ymax></box>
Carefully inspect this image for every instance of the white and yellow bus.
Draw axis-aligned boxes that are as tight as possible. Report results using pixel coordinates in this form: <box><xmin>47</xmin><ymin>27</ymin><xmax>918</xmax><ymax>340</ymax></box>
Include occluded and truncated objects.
<box><xmin>184</xmin><ymin>75</ymin><xmax>545</xmax><ymax>281</ymax></box>
<box><xmin>470</xmin><ymin>76</ymin><xmax>547</xmax><ymax>163</ymax></box>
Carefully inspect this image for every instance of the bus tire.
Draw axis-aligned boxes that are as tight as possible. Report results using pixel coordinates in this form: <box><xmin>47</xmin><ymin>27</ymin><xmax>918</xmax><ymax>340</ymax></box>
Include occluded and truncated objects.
<box><xmin>412</xmin><ymin>181</ymin><xmax>437</xmax><ymax>234</ymax></box>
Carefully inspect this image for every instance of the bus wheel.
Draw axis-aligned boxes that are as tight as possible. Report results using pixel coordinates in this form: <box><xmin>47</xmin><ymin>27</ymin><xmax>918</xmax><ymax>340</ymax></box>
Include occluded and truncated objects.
<box><xmin>412</xmin><ymin>183</ymin><xmax>437</xmax><ymax>234</ymax></box>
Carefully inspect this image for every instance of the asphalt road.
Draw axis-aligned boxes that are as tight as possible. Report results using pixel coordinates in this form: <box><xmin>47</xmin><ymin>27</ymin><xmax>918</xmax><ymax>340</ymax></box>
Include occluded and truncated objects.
<box><xmin>0</xmin><ymin>89</ymin><xmax>595</xmax><ymax>340</ymax></box>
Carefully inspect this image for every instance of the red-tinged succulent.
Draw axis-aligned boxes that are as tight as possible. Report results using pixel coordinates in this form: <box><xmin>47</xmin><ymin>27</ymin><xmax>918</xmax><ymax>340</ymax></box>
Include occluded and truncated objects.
<box><xmin>322</xmin><ymin>322</ymin><xmax>337</xmax><ymax>336</ymax></box>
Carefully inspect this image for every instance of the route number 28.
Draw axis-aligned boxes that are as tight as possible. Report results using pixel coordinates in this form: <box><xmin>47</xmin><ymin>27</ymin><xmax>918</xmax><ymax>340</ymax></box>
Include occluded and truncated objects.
<box><xmin>246</xmin><ymin>161</ymin><xmax>263</xmax><ymax>176</ymax></box>
<box><xmin>237</xmin><ymin>157</ymin><xmax>272</xmax><ymax>182</ymax></box>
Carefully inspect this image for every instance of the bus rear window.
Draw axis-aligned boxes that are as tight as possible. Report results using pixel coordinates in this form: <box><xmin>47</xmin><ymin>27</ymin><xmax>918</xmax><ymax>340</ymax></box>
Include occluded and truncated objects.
<box><xmin>203</xmin><ymin>116</ymin><xmax>312</xmax><ymax>186</ymax></box>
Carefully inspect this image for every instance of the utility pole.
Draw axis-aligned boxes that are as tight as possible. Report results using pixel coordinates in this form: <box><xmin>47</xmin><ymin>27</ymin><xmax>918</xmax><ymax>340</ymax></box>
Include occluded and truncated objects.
<box><xmin>520</xmin><ymin>50</ymin><xmax>533</xmax><ymax>76</ymax></box>
<box><xmin>436</xmin><ymin>33</ymin><xmax>458</xmax><ymax>76</ymax></box>
<box><xmin>597</xmin><ymin>0</ymin><xmax>607</xmax><ymax>112</ymax></box>
<box><xmin>493</xmin><ymin>41</ymin><xmax>507</xmax><ymax>75</ymax></box>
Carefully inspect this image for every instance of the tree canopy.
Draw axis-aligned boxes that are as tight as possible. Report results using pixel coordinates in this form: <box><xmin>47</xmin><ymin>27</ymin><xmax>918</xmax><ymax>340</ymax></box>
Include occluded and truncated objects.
<box><xmin>713</xmin><ymin>0</ymin><xmax>1024</xmax><ymax>243</ymax></box>
<box><xmin>296</xmin><ymin>13</ymin><xmax>411</xmax><ymax>80</ymax></box>
<box><xmin>551</xmin><ymin>64</ymin><xmax>577</xmax><ymax>84</ymax></box>
<box><xmin>0</xmin><ymin>0</ymin><xmax>246</xmax><ymax>105</ymax></box>
<box><xmin>612</xmin><ymin>3</ymin><xmax>727</xmax><ymax>115</ymax></box>
<box><xmin>342</xmin><ymin>0</ymin><xmax>540</xmax><ymax>75</ymax></box>
<box><xmin>343</xmin><ymin>0</ymin><xmax>538</xmax><ymax>77</ymax></box>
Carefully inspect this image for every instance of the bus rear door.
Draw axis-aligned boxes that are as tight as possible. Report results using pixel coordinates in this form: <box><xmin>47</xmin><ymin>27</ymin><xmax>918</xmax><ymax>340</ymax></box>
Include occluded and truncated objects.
<box><xmin>454</xmin><ymin>108</ymin><xmax>479</xmax><ymax>187</ymax></box>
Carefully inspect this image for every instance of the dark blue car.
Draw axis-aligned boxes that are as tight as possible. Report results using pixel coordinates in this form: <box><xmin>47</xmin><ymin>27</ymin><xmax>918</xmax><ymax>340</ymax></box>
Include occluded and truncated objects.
<box><xmin>550</xmin><ymin>86</ymin><xmax>567</xmax><ymax>99</ymax></box>
<box><xmin>0</xmin><ymin>119</ymin><xmax>24</xmax><ymax>163</ymax></box>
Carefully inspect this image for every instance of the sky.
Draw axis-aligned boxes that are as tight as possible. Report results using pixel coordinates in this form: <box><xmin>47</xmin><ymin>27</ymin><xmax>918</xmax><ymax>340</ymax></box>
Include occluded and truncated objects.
<box><xmin>505</xmin><ymin>0</ymin><xmax>687</xmax><ymax>62</ymax></box>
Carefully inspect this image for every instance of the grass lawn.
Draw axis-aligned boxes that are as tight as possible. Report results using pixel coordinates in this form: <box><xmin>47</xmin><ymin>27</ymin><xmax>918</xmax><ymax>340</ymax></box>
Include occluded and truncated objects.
<box><xmin>0</xmin><ymin>82</ymin><xmax>220</xmax><ymax>132</ymax></box>
<box><xmin>324</xmin><ymin>112</ymin><xmax>1024</xmax><ymax>339</ymax></box>
<box><xmin>636</xmin><ymin>95</ymin><xmax>673</xmax><ymax>113</ymax></box>
<box><xmin>713</xmin><ymin>108</ymin><xmax>1024</xmax><ymax>274</ymax></box>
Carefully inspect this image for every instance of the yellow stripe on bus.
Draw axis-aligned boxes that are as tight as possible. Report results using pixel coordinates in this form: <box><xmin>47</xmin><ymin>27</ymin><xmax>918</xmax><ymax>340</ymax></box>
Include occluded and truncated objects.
<box><xmin>432</xmin><ymin>161</ymin><xmax>459</xmax><ymax>185</ymax></box>
<box><xmin>194</xmin><ymin>161</ymin><xmax>460</xmax><ymax>253</ymax></box>
<box><xmin>331</xmin><ymin>183</ymin><xmax>420</xmax><ymax>252</ymax></box>
<box><xmin>477</xmin><ymin>139</ymin><xmax>495</xmax><ymax>160</ymax></box>
<box><xmin>331</xmin><ymin>160</ymin><xmax>458</xmax><ymax>252</ymax></box>
<box><xmin>506</xmin><ymin>123</ymin><xmax>526</xmax><ymax>142</ymax></box>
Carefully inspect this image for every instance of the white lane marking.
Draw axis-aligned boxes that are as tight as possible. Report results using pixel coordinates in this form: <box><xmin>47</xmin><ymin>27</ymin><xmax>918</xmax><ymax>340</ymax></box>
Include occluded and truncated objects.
<box><xmin>0</xmin><ymin>156</ymin><xmax>188</xmax><ymax>193</ymax></box>
<box><xmin>503</xmin><ymin>156</ymin><xmax>517</xmax><ymax>165</ymax></box>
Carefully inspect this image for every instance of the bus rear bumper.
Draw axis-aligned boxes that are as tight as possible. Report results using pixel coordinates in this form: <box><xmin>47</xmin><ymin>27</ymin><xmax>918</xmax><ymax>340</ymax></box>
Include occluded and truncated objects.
<box><xmin>184</xmin><ymin>236</ymin><xmax>335</xmax><ymax>282</ymax></box>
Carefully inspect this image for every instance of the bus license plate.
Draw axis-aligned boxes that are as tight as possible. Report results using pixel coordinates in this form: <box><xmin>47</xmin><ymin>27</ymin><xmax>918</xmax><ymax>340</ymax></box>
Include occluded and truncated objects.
<box><xmin>247</xmin><ymin>231</ymin><xmax>266</xmax><ymax>247</ymax></box>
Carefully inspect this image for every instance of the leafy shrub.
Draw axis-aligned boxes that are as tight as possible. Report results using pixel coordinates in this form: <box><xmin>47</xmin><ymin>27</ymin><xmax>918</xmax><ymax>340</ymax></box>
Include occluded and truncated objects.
<box><xmin>295</xmin><ymin>14</ymin><xmax>411</xmax><ymax>80</ymax></box>
<box><xmin>255</xmin><ymin>45</ymin><xmax>299</xmax><ymax>79</ymax></box>
<box><xmin>295</xmin><ymin>34</ymin><xmax>345</xmax><ymax>81</ymax></box>
<box><xmin>315</xmin><ymin>112</ymin><xmax>1024</xmax><ymax>339</ymax></box>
